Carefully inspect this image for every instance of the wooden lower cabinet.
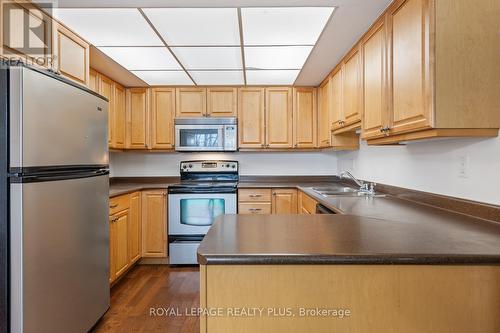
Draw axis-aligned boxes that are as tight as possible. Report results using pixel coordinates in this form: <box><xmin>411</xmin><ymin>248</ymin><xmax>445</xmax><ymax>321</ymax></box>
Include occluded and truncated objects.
<box><xmin>238</xmin><ymin>188</ymin><xmax>298</xmax><ymax>214</ymax></box>
<box><xmin>141</xmin><ymin>190</ymin><xmax>168</xmax><ymax>258</ymax></box>
<box><xmin>272</xmin><ymin>189</ymin><xmax>298</xmax><ymax>214</ymax></box>
<box><xmin>298</xmin><ymin>191</ymin><xmax>318</xmax><ymax>215</ymax></box>
<box><xmin>111</xmin><ymin>210</ymin><xmax>129</xmax><ymax>280</ymax></box>
<box><xmin>128</xmin><ymin>192</ymin><xmax>142</xmax><ymax>264</ymax></box>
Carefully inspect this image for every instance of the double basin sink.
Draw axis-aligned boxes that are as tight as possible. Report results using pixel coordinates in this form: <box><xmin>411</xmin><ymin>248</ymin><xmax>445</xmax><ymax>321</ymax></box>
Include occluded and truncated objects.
<box><xmin>312</xmin><ymin>185</ymin><xmax>385</xmax><ymax>198</ymax></box>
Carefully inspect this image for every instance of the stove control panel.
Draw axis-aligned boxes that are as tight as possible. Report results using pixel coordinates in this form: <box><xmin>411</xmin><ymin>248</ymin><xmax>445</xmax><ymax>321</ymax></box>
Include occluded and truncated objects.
<box><xmin>180</xmin><ymin>160</ymin><xmax>238</xmax><ymax>173</ymax></box>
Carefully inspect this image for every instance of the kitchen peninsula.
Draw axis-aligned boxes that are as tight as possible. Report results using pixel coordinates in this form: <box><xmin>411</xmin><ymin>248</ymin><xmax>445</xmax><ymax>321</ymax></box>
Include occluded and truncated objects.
<box><xmin>197</xmin><ymin>188</ymin><xmax>500</xmax><ymax>333</ymax></box>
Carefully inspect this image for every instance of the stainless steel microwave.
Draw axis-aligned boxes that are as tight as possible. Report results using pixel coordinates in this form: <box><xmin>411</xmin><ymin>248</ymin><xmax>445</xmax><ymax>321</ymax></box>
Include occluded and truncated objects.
<box><xmin>174</xmin><ymin>117</ymin><xmax>237</xmax><ymax>152</ymax></box>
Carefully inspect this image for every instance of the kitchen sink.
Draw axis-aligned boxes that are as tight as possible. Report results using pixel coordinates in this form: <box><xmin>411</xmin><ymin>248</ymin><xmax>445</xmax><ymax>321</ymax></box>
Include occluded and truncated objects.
<box><xmin>311</xmin><ymin>186</ymin><xmax>385</xmax><ymax>197</ymax></box>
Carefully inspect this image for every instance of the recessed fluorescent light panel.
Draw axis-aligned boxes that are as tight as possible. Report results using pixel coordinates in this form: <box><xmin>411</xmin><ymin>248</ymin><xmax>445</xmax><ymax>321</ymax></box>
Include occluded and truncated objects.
<box><xmin>54</xmin><ymin>7</ymin><xmax>334</xmax><ymax>85</ymax></box>
<box><xmin>246</xmin><ymin>70</ymin><xmax>300</xmax><ymax>85</ymax></box>
<box><xmin>171</xmin><ymin>47</ymin><xmax>242</xmax><ymax>70</ymax></box>
<box><xmin>132</xmin><ymin>71</ymin><xmax>193</xmax><ymax>85</ymax></box>
<box><xmin>98</xmin><ymin>47</ymin><xmax>181</xmax><ymax>70</ymax></box>
<box><xmin>53</xmin><ymin>9</ymin><xmax>162</xmax><ymax>46</ymax></box>
<box><xmin>142</xmin><ymin>8</ymin><xmax>240</xmax><ymax>46</ymax></box>
<box><xmin>188</xmin><ymin>71</ymin><xmax>244</xmax><ymax>85</ymax></box>
<box><xmin>241</xmin><ymin>7</ymin><xmax>334</xmax><ymax>46</ymax></box>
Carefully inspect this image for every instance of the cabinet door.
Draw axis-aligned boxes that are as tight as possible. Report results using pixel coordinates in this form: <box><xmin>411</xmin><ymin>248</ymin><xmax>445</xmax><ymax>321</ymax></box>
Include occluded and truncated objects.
<box><xmin>207</xmin><ymin>88</ymin><xmax>237</xmax><ymax>117</ymax></box>
<box><xmin>293</xmin><ymin>88</ymin><xmax>317</xmax><ymax>148</ymax></box>
<box><xmin>330</xmin><ymin>68</ymin><xmax>343</xmax><ymax>131</ymax></box>
<box><xmin>151</xmin><ymin>88</ymin><xmax>175</xmax><ymax>149</ymax></box>
<box><xmin>142</xmin><ymin>190</ymin><xmax>167</xmax><ymax>258</ymax></box>
<box><xmin>54</xmin><ymin>22</ymin><xmax>89</xmax><ymax>86</ymax></box>
<box><xmin>176</xmin><ymin>88</ymin><xmax>207</xmax><ymax>117</ymax></box>
<box><xmin>318</xmin><ymin>80</ymin><xmax>331</xmax><ymax>147</ymax></box>
<box><xmin>362</xmin><ymin>18</ymin><xmax>387</xmax><ymax>140</ymax></box>
<box><xmin>128</xmin><ymin>192</ymin><xmax>141</xmax><ymax>264</ymax></box>
<box><xmin>126</xmin><ymin>88</ymin><xmax>150</xmax><ymax>149</ymax></box>
<box><xmin>108</xmin><ymin>215</ymin><xmax>115</xmax><ymax>283</ymax></box>
<box><xmin>111</xmin><ymin>210</ymin><xmax>129</xmax><ymax>280</ymax></box>
<box><xmin>272</xmin><ymin>189</ymin><xmax>298</xmax><ymax>214</ymax></box>
<box><xmin>388</xmin><ymin>0</ymin><xmax>432</xmax><ymax>134</ymax></box>
<box><xmin>266</xmin><ymin>87</ymin><xmax>293</xmax><ymax>148</ymax></box>
<box><xmin>99</xmin><ymin>75</ymin><xmax>114</xmax><ymax>147</ymax></box>
<box><xmin>89</xmin><ymin>69</ymin><xmax>99</xmax><ymax>92</ymax></box>
<box><xmin>342</xmin><ymin>46</ymin><xmax>362</xmax><ymax>127</ymax></box>
<box><xmin>238</xmin><ymin>88</ymin><xmax>265</xmax><ymax>148</ymax></box>
<box><xmin>1</xmin><ymin>1</ymin><xmax>54</xmax><ymax>69</ymax></box>
<box><xmin>298</xmin><ymin>191</ymin><xmax>317</xmax><ymax>215</ymax></box>
<box><xmin>113</xmin><ymin>83</ymin><xmax>126</xmax><ymax>149</ymax></box>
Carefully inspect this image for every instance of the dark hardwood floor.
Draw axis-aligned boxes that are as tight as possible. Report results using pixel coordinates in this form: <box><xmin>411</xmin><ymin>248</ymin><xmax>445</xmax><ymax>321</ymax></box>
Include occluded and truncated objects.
<box><xmin>92</xmin><ymin>265</ymin><xmax>200</xmax><ymax>333</ymax></box>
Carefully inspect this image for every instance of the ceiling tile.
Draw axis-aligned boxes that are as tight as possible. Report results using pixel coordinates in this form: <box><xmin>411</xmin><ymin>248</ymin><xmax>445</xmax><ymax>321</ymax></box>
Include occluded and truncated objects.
<box><xmin>98</xmin><ymin>47</ymin><xmax>181</xmax><ymax>70</ymax></box>
<box><xmin>53</xmin><ymin>9</ymin><xmax>162</xmax><ymax>46</ymax></box>
<box><xmin>142</xmin><ymin>8</ymin><xmax>240</xmax><ymax>46</ymax></box>
<box><xmin>171</xmin><ymin>47</ymin><xmax>242</xmax><ymax>70</ymax></box>
<box><xmin>246</xmin><ymin>70</ymin><xmax>300</xmax><ymax>85</ymax></box>
<box><xmin>188</xmin><ymin>71</ymin><xmax>244</xmax><ymax>85</ymax></box>
<box><xmin>241</xmin><ymin>7</ymin><xmax>334</xmax><ymax>46</ymax></box>
<box><xmin>131</xmin><ymin>71</ymin><xmax>193</xmax><ymax>85</ymax></box>
<box><xmin>245</xmin><ymin>46</ymin><xmax>313</xmax><ymax>69</ymax></box>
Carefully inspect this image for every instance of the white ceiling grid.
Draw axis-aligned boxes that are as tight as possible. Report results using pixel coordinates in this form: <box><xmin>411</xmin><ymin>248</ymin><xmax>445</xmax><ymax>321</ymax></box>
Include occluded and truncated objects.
<box><xmin>54</xmin><ymin>7</ymin><xmax>335</xmax><ymax>85</ymax></box>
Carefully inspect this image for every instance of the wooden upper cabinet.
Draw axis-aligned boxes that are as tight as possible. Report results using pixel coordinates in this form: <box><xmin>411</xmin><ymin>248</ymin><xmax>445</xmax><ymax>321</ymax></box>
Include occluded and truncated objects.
<box><xmin>238</xmin><ymin>87</ymin><xmax>265</xmax><ymax>148</ymax></box>
<box><xmin>330</xmin><ymin>68</ymin><xmax>343</xmax><ymax>131</ymax></box>
<box><xmin>293</xmin><ymin>88</ymin><xmax>317</xmax><ymax>148</ymax></box>
<box><xmin>126</xmin><ymin>88</ymin><xmax>150</xmax><ymax>149</ymax></box>
<box><xmin>266</xmin><ymin>87</ymin><xmax>293</xmax><ymax>148</ymax></box>
<box><xmin>98</xmin><ymin>75</ymin><xmax>114</xmax><ymax>147</ymax></box>
<box><xmin>388</xmin><ymin>0</ymin><xmax>432</xmax><ymax>135</ymax></box>
<box><xmin>142</xmin><ymin>190</ymin><xmax>167</xmax><ymax>258</ymax></box>
<box><xmin>89</xmin><ymin>69</ymin><xmax>99</xmax><ymax>92</ymax></box>
<box><xmin>113</xmin><ymin>83</ymin><xmax>126</xmax><ymax>149</ymax></box>
<box><xmin>341</xmin><ymin>46</ymin><xmax>362</xmax><ymax>128</ymax></box>
<box><xmin>54</xmin><ymin>22</ymin><xmax>89</xmax><ymax>86</ymax></box>
<box><xmin>151</xmin><ymin>88</ymin><xmax>175</xmax><ymax>149</ymax></box>
<box><xmin>176</xmin><ymin>88</ymin><xmax>207</xmax><ymax>117</ymax></box>
<box><xmin>128</xmin><ymin>192</ymin><xmax>141</xmax><ymax>264</ymax></box>
<box><xmin>207</xmin><ymin>88</ymin><xmax>237</xmax><ymax>117</ymax></box>
<box><xmin>361</xmin><ymin>18</ymin><xmax>387</xmax><ymax>140</ymax></box>
<box><xmin>1</xmin><ymin>1</ymin><xmax>54</xmax><ymax>69</ymax></box>
<box><xmin>272</xmin><ymin>189</ymin><xmax>298</xmax><ymax>214</ymax></box>
<box><xmin>318</xmin><ymin>79</ymin><xmax>331</xmax><ymax>148</ymax></box>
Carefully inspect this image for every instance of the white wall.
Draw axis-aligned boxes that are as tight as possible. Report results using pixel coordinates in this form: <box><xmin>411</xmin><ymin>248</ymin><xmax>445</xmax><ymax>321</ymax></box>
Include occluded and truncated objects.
<box><xmin>110</xmin><ymin>151</ymin><xmax>338</xmax><ymax>177</ymax></box>
<box><xmin>337</xmin><ymin>136</ymin><xmax>500</xmax><ymax>205</ymax></box>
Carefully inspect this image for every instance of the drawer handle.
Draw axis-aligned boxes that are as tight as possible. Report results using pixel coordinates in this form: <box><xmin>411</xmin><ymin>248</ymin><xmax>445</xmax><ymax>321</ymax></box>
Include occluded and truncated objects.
<box><xmin>110</xmin><ymin>203</ymin><xmax>119</xmax><ymax>208</ymax></box>
<box><xmin>249</xmin><ymin>194</ymin><xmax>262</xmax><ymax>198</ymax></box>
<box><xmin>249</xmin><ymin>208</ymin><xmax>262</xmax><ymax>212</ymax></box>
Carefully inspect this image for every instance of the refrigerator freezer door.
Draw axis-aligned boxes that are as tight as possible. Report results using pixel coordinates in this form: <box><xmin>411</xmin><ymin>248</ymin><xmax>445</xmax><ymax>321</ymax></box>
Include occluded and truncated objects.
<box><xmin>10</xmin><ymin>174</ymin><xmax>109</xmax><ymax>333</ymax></box>
<box><xmin>9</xmin><ymin>67</ymin><xmax>108</xmax><ymax>170</ymax></box>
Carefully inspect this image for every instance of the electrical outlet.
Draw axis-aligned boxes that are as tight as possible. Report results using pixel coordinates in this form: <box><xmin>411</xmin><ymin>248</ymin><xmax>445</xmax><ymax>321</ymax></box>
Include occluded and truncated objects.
<box><xmin>458</xmin><ymin>155</ymin><xmax>469</xmax><ymax>178</ymax></box>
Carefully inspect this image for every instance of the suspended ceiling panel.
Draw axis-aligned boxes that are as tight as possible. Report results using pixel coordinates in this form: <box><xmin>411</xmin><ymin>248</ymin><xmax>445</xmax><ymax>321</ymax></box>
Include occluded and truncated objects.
<box><xmin>52</xmin><ymin>0</ymin><xmax>392</xmax><ymax>86</ymax></box>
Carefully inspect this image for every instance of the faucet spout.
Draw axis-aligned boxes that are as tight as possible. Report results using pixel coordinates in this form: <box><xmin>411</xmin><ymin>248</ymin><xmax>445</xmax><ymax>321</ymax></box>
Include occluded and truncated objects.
<box><xmin>340</xmin><ymin>171</ymin><xmax>365</xmax><ymax>188</ymax></box>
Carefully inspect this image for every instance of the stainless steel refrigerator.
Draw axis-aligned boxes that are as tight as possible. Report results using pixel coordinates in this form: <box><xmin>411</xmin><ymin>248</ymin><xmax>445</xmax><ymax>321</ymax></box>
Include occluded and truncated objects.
<box><xmin>0</xmin><ymin>63</ymin><xmax>110</xmax><ymax>333</ymax></box>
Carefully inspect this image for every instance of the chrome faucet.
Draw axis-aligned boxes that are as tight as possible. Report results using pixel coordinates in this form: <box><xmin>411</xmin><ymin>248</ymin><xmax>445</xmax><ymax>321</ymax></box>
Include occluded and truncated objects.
<box><xmin>340</xmin><ymin>171</ymin><xmax>376</xmax><ymax>194</ymax></box>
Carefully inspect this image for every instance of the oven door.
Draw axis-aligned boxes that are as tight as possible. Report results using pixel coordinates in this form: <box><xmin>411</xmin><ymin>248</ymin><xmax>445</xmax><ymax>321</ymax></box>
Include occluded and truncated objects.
<box><xmin>175</xmin><ymin>125</ymin><xmax>224</xmax><ymax>151</ymax></box>
<box><xmin>168</xmin><ymin>192</ymin><xmax>236</xmax><ymax>235</ymax></box>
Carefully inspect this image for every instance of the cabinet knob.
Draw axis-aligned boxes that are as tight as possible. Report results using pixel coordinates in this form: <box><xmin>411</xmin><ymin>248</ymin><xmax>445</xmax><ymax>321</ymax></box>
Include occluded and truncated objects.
<box><xmin>266</xmin><ymin>144</ymin><xmax>270</xmax><ymax>148</ymax></box>
<box><xmin>110</xmin><ymin>203</ymin><xmax>118</xmax><ymax>208</ymax></box>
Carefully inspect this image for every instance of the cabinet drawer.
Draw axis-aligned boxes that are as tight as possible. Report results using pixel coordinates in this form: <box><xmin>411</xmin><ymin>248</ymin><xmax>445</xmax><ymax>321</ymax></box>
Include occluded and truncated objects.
<box><xmin>238</xmin><ymin>203</ymin><xmax>272</xmax><ymax>214</ymax></box>
<box><xmin>299</xmin><ymin>191</ymin><xmax>317</xmax><ymax>215</ymax></box>
<box><xmin>109</xmin><ymin>194</ymin><xmax>130</xmax><ymax>215</ymax></box>
<box><xmin>238</xmin><ymin>189</ymin><xmax>272</xmax><ymax>202</ymax></box>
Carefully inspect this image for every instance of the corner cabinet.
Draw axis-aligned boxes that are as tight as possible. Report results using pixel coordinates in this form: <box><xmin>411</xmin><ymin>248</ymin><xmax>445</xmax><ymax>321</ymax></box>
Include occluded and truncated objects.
<box><xmin>126</xmin><ymin>88</ymin><xmax>150</xmax><ymax>149</ymax></box>
<box><xmin>151</xmin><ymin>87</ymin><xmax>175</xmax><ymax>149</ymax></box>
<box><xmin>141</xmin><ymin>190</ymin><xmax>167</xmax><ymax>258</ymax></box>
<box><xmin>113</xmin><ymin>83</ymin><xmax>126</xmax><ymax>149</ymax></box>
<box><xmin>98</xmin><ymin>75</ymin><xmax>114</xmax><ymax>147</ymax></box>
<box><xmin>363</xmin><ymin>0</ymin><xmax>500</xmax><ymax>144</ymax></box>
<box><xmin>318</xmin><ymin>79</ymin><xmax>331</xmax><ymax>148</ymax></box>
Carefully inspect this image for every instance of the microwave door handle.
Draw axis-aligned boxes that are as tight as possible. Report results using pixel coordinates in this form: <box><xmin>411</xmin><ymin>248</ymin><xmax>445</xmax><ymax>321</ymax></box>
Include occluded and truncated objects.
<box><xmin>219</xmin><ymin>126</ymin><xmax>225</xmax><ymax>149</ymax></box>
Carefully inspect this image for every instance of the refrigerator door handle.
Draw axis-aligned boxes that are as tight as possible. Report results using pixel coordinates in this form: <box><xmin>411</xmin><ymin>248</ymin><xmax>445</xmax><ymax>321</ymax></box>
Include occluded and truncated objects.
<box><xmin>11</xmin><ymin>169</ymin><xmax>109</xmax><ymax>183</ymax></box>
